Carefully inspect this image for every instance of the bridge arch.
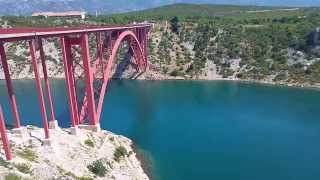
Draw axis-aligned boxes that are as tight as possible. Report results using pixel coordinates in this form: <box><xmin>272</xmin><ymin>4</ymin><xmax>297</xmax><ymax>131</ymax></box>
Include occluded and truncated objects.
<box><xmin>83</xmin><ymin>30</ymin><xmax>148</xmax><ymax>124</ymax></box>
<box><xmin>102</xmin><ymin>30</ymin><xmax>147</xmax><ymax>82</ymax></box>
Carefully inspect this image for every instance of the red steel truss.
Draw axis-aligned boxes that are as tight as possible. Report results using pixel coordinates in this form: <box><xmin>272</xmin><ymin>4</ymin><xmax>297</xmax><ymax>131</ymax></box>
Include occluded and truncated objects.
<box><xmin>0</xmin><ymin>105</ymin><xmax>12</xmax><ymax>160</ymax></box>
<box><xmin>0</xmin><ymin>24</ymin><xmax>152</xmax><ymax>146</ymax></box>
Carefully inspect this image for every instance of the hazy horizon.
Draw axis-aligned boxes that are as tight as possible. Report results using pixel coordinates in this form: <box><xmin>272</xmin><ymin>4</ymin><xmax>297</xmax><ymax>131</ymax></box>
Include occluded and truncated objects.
<box><xmin>0</xmin><ymin>0</ymin><xmax>319</xmax><ymax>16</ymax></box>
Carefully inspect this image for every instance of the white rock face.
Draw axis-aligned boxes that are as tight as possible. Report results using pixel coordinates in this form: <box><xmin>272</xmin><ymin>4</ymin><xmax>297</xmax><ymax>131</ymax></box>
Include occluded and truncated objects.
<box><xmin>198</xmin><ymin>60</ymin><xmax>222</xmax><ymax>80</ymax></box>
<box><xmin>0</xmin><ymin>126</ymin><xmax>149</xmax><ymax>180</ymax></box>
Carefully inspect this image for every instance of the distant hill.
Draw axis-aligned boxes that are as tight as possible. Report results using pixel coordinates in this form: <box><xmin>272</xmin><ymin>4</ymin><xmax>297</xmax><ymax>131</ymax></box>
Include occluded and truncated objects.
<box><xmin>0</xmin><ymin>0</ymin><xmax>318</xmax><ymax>16</ymax></box>
<box><xmin>111</xmin><ymin>3</ymin><xmax>318</xmax><ymax>20</ymax></box>
<box><xmin>122</xmin><ymin>4</ymin><xmax>279</xmax><ymax>16</ymax></box>
<box><xmin>0</xmin><ymin>0</ymin><xmax>166</xmax><ymax>16</ymax></box>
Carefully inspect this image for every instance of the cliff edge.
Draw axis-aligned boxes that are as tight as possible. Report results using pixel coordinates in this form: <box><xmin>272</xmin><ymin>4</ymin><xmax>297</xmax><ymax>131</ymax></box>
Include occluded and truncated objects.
<box><xmin>0</xmin><ymin>125</ymin><xmax>149</xmax><ymax>180</ymax></box>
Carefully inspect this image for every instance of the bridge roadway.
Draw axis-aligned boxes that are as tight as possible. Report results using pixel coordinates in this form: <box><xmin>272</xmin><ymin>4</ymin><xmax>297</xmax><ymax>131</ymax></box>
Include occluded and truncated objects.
<box><xmin>0</xmin><ymin>23</ymin><xmax>152</xmax><ymax>42</ymax></box>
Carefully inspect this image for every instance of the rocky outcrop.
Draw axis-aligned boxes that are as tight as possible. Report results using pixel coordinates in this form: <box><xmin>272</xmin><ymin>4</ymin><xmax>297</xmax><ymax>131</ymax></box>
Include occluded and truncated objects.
<box><xmin>0</xmin><ymin>126</ymin><xmax>149</xmax><ymax>180</ymax></box>
<box><xmin>307</xmin><ymin>27</ymin><xmax>320</xmax><ymax>47</ymax></box>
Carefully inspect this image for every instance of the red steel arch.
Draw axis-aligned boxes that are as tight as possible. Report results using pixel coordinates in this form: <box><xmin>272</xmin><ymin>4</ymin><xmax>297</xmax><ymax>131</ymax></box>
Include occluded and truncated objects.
<box><xmin>58</xmin><ymin>26</ymin><xmax>151</xmax><ymax>128</ymax></box>
<box><xmin>78</xmin><ymin>30</ymin><xmax>148</xmax><ymax>125</ymax></box>
<box><xmin>95</xmin><ymin>30</ymin><xmax>147</xmax><ymax>123</ymax></box>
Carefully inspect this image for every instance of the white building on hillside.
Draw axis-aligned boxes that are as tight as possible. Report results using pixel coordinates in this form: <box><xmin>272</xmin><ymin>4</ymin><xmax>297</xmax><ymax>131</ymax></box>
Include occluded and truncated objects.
<box><xmin>32</xmin><ymin>11</ymin><xmax>86</xmax><ymax>19</ymax></box>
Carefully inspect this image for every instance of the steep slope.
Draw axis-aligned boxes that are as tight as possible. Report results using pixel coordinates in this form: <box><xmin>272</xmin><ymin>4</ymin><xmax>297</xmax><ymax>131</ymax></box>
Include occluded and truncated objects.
<box><xmin>1</xmin><ymin>4</ymin><xmax>320</xmax><ymax>87</ymax></box>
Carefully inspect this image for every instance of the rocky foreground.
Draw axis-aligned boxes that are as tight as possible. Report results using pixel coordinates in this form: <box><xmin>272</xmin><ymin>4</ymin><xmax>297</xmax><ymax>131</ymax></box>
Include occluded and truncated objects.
<box><xmin>0</xmin><ymin>125</ymin><xmax>149</xmax><ymax>180</ymax></box>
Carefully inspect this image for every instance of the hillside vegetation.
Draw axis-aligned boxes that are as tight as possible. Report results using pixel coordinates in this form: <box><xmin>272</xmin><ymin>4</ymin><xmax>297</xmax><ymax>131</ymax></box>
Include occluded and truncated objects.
<box><xmin>1</xmin><ymin>4</ymin><xmax>320</xmax><ymax>86</ymax></box>
<box><xmin>110</xmin><ymin>3</ymin><xmax>307</xmax><ymax>20</ymax></box>
<box><xmin>100</xmin><ymin>3</ymin><xmax>319</xmax><ymax>23</ymax></box>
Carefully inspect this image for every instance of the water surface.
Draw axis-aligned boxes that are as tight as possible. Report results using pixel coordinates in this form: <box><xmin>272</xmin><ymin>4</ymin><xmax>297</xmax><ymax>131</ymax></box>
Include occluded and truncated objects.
<box><xmin>1</xmin><ymin>80</ymin><xmax>320</xmax><ymax>180</ymax></box>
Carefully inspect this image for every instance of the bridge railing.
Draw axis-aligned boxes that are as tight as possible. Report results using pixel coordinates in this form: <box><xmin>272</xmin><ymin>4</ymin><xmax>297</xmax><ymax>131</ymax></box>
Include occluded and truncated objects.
<box><xmin>0</xmin><ymin>105</ymin><xmax>12</xmax><ymax>160</ymax></box>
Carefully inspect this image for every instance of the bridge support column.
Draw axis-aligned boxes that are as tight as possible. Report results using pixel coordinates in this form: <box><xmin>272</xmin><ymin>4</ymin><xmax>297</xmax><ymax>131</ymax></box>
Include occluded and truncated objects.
<box><xmin>29</xmin><ymin>40</ymin><xmax>50</xmax><ymax>139</ymax></box>
<box><xmin>78</xmin><ymin>123</ymin><xmax>101</xmax><ymax>132</ymax></box>
<box><xmin>0</xmin><ymin>43</ymin><xmax>21</xmax><ymax>129</ymax></box>
<box><xmin>80</xmin><ymin>33</ymin><xmax>97</xmax><ymax>126</ymax></box>
<box><xmin>48</xmin><ymin>120</ymin><xmax>59</xmax><ymax>129</ymax></box>
<box><xmin>38</xmin><ymin>39</ymin><xmax>57</xmax><ymax>125</ymax></box>
<box><xmin>96</xmin><ymin>32</ymin><xmax>104</xmax><ymax>66</ymax></box>
<box><xmin>143</xmin><ymin>27</ymin><xmax>149</xmax><ymax>67</ymax></box>
<box><xmin>60</xmin><ymin>37</ymin><xmax>79</xmax><ymax>127</ymax></box>
<box><xmin>12</xmin><ymin>126</ymin><xmax>28</xmax><ymax>139</ymax></box>
<box><xmin>70</xmin><ymin>126</ymin><xmax>79</xmax><ymax>135</ymax></box>
<box><xmin>0</xmin><ymin>105</ymin><xmax>12</xmax><ymax>161</ymax></box>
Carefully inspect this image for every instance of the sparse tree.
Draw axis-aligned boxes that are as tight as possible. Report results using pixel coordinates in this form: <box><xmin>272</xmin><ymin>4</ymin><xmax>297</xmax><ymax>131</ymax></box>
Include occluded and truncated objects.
<box><xmin>170</xmin><ymin>16</ymin><xmax>180</xmax><ymax>34</ymax></box>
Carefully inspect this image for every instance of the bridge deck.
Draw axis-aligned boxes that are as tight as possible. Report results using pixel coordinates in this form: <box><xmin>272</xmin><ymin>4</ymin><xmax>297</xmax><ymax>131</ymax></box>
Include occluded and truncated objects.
<box><xmin>0</xmin><ymin>23</ymin><xmax>152</xmax><ymax>42</ymax></box>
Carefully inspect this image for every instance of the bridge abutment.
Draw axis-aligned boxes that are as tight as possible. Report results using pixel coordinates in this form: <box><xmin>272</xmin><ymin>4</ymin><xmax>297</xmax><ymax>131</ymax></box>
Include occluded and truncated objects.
<box><xmin>70</xmin><ymin>126</ymin><xmax>79</xmax><ymax>135</ymax></box>
<box><xmin>78</xmin><ymin>123</ymin><xmax>101</xmax><ymax>132</ymax></box>
<box><xmin>12</xmin><ymin>126</ymin><xmax>29</xmax><ymax>139</ymax></box>
<box><xmin>49</xmin><ymin>120</ymin><xmax>59</xmax><ymax>129</ymax></box>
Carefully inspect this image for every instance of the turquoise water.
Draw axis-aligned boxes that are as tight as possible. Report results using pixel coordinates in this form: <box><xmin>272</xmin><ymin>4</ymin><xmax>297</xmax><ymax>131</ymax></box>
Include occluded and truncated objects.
<box><xmin>1</xmin><ymin>80</ymin><xmax>320</xmax><ymax>180</ymax></box>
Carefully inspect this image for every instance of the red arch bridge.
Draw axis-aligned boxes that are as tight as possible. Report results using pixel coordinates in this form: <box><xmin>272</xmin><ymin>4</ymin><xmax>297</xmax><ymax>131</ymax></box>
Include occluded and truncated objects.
<box><xmin>0</xmin><ymin>24</ymin><xmax>152</xmax><ymax>160</ymax></box>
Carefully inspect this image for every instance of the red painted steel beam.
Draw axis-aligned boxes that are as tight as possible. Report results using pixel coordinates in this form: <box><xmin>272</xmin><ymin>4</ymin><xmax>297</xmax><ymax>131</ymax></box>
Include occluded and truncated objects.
<box><xmin>38</xmin><ymin>39</ymin><xmax>56</xmax><ymax>122</ymax></box>
<box><xmin>0</xmin><ymin>43</ymin><xmax>21</xmax><ymax>128</ymax></box>
<box><xmin>0</xmin><ymin>105</ymin><xmax>12</xmax><ymax>160</ymax></box>
<box><xmin>67</xmin><ymin>45</ymin><xmax>80</xmax><ymax>126</ymax></box>
<box><xmin>60</xmin><ymin>37</ymin><xmax>77</xmax><ymax>127</ymax></box>
<box><xmin>96</xmin><ymin>32</ymin><xmax>103</xmax><ymax>66</ymax></box>
<box><xmin>61</xmin><ymin>37</ymin><xmax>80</xmax><ymax>126</ymax></box>
<box><xmin>143</xmin><ymin>27</ymin><xmax>148</xmax><ymax>67</ymax></box>
<box><xmin>80</xmin><ymin>33</ymin><xmax>97</xmax><ymax>125</ymax></box>
<box><xmin>0</xmin><ymin>24</ymin><xmax>152</xmax><ymax>35</ymax></box>
<box><xmin>68</xmin><ymin>37</ymin><xmax>82</xmax><ymax>45</ymax></box>
<box><xmin>0</xmin><ymin>24</ymin><xmax>153</xmax><ymax>43</ymax></box>
<box><xmin>29</xmin><ymin>40</ymin><xmax>50</xmax><ymax>139</ymax></box>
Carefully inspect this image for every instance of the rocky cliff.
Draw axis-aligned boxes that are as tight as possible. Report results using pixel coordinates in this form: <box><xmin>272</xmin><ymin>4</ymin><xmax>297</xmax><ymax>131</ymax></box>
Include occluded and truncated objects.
<box><xmin>1</xmin><ymin>20</ymin><xmax>320</xmax><ymax>88</ymax></box>
<box><xmin>0</xmin><ymin>126</ymin><xmax>149</xmax><ymax>180</ymax></box>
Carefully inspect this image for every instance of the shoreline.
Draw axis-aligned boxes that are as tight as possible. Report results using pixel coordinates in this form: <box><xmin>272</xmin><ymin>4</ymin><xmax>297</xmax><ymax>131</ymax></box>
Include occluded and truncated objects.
<box><xmin>2</xmin><ymin>77</ymin><xmax>320</xmax><ymax>91</ymax></box>
<box><xmin>131</xmin><ymin>142</ymin><xmax>155</xmax><ymax>180</ymax></box>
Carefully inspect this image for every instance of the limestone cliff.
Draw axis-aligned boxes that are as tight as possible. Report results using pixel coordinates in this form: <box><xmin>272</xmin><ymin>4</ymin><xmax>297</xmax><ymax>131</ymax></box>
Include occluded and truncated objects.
<box><xmin>0</xmin><ymin>126</ymin><xmax>149</xmax><ymax>180</ymax></box>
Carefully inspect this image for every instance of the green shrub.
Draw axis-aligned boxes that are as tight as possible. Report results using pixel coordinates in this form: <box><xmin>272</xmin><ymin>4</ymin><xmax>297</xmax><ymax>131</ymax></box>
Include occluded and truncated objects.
<box><xmin>0</xmin><ymin>158</ymin><xmax>10</xmax><ymax>168</ymax></box>
<box><xmin>274</xmin><ymin>72</ymin><xmax>287</xmax><ymax>81</ymax></box>
<box><xmin>109</xmin><ymin>136</ymin><xmax>115</xmax><ymax>142</ymax></box>
<box><xmin>169</xmin><ymin>69</ymin><xmax>179</xmax><ymax>76</ymax></box>
<box><xmin>14</xmin><ymin>163</ymin><xmax>31</xmax><ymax>174</ymax></box>
<box><xmin>87</xmin><ymin>160</ymin><xmax>107</xmax><ymax>177</ymax></box>
<box><xmin>16</xmin><ymin>149</ymin><xmax>38</xmax><ymax>162</ymax></box>
<box><xmin>65</xmin><ymin>171</ymin><xmax>77</xmax><ymax>178</ymax></box>
<box><xmin>114</xmin><ymin>146</ymin><xmax>128</xmax><ymax>162</ymax></box>
<box><xmin>5</xmin><ymin>173</ymin><xmax>21</xmax><ymax>180</ymax></box>
<box><xmin>77</xmin><ymin>176</ymin><xmax>94</xmax><ymax>180</ymax></box>
<box><xmin>84</xmin><ymin>139</ymin><xmax>94</xmax><ymax>148</ymax></box>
